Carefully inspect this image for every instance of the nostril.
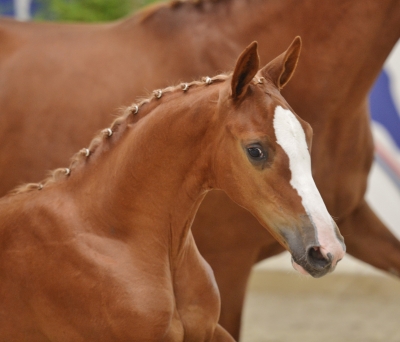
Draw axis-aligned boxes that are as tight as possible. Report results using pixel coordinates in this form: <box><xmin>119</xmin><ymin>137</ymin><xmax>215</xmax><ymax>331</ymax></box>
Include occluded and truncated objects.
<box><xmin>309</xmin><ymin>246</ymin><xmax>324</xmax><ymax>260</ymax></box>
<box><xmin>307</xmin><ymin>246</ymin><xmax>331</xmax><ymax>269</ymax></box>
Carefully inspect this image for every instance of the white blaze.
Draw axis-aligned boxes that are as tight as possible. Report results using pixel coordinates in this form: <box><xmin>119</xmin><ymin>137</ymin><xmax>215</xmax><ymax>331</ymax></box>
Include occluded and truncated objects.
<box><xmin>273</xmin><ymin>105</ymin><xmax>342</xmax><ymax>257</ymax></box>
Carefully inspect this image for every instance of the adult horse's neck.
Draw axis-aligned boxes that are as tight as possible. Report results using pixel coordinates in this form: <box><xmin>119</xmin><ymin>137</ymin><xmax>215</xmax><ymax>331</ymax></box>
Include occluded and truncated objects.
<box><xmin>127</xmin><ymin>0</ymin><xmax>399</xmax><ymax>115</ymax></box>
<box><xmin>227</xmin><ymin>0</ymin><xmax>400</xmax><ymax>112</ymax></box>
<box><xmin>68</xmin><ymin>84</ymin><xmax>220</xmax><ymax>254</ymax></box>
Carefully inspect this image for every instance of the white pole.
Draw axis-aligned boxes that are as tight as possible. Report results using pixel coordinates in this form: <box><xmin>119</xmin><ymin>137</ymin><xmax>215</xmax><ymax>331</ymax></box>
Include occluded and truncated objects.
<box><xmin>14</xmin><ymin>0</ymin><xmax>32</xmax><ymax>21</ymax></box>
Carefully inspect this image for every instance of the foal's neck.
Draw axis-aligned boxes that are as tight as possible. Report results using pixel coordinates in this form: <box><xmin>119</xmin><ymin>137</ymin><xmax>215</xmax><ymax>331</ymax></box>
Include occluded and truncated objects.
<box><xmin>73</xmin><ymin>86</ymin><xmax>220</xmax><ymax>252</ymax></box>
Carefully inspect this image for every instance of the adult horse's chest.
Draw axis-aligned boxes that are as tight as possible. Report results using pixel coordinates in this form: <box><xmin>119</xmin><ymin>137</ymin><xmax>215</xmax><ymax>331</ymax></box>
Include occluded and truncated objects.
<box><xmin>307</xmin><ymin>101</ymin><xmax>374</xmax><ymax>218</ymax></box>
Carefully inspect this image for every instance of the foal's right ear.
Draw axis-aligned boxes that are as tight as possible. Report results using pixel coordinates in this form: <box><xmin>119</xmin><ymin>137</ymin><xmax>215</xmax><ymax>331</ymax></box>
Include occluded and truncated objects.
<box><xmin>261</xmin><ymin>36</ymin><xmax>302</xmax><ymax>90</ymax></box>
<box><xmin>231</xmin><ymin>41</ymin><xmax>260</xmax><ymax>100</ymax></box>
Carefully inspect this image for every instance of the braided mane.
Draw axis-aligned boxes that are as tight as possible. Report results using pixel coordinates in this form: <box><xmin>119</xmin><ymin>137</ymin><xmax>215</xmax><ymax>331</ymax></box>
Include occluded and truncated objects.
<box><xmin>11</xmin><ymin>74</ymin><xmax>230</xmax><ymax>195</ymax></box>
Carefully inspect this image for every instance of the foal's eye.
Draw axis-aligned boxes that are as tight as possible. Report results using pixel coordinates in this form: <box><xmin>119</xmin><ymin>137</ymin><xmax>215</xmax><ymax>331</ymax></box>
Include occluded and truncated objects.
<box><xmin>247</xmin><ymin>146</ymin><xmax>266</xmax><ymax>159</ymax></box>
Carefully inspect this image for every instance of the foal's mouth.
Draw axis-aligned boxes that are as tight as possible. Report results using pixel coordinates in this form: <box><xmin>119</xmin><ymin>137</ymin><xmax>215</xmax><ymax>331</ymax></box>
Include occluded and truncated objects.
<box><xmin>291</xmin><ymin>247</ymin><xmax>337</xmax><ymax>278</ymax></box>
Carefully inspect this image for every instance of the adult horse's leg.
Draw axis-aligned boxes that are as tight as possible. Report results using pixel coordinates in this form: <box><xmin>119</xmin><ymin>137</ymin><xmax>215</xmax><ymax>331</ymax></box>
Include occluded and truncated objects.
<box><xmin>339</xmin><ymin>200</ymin><xmax>400</xmax><ymax>276</ymax></box>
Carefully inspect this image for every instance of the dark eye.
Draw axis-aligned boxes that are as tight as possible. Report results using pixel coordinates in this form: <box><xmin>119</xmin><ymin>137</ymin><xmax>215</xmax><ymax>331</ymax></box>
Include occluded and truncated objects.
<box><xmin>247</xmin><ymin>146</ymin><xmax>265</xmax><ymax>159</ymax></box>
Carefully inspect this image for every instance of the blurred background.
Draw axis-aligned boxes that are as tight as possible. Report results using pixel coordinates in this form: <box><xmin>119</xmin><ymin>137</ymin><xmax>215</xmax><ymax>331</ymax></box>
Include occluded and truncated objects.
<box><xmin>0</xmin><ymin>0</ymin><xmax>156</xmax><ymax>21</ymax></box>
<box><xmin>1</xmin><ymin>1</ymin><xmax>400</xmax><ymax>341</ymax></box>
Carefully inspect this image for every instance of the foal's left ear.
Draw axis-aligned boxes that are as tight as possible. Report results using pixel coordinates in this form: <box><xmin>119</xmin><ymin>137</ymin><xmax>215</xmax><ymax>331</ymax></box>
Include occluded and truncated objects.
<box><xmin>231</xmin><ymin>41</ymin><xmax>260</xmax><ymax>100</ymax></box>
<box><xmin>261</xmin><ymin>36</ymin><xmax>302</xmax><ymax>90</ymax></box>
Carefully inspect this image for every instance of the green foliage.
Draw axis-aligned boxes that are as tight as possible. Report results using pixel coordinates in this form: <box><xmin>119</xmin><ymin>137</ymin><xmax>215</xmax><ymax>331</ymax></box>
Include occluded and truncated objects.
<box><xmin>36</xmin><ymin>0</ymin><xmax>159</xmax><ymax>22</ymax></box>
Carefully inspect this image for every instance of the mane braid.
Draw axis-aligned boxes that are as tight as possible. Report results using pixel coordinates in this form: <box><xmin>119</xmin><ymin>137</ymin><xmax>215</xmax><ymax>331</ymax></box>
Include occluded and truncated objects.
<box><xmin>10</xmin><ymin>74</ymin><xmax>231</xmax><ymax>196</ymax></box>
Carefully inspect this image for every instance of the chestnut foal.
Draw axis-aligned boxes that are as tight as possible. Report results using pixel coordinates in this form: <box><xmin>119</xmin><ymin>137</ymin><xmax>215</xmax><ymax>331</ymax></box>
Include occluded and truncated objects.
<box><xmin>0</xmin><ymin>39</ymin><xmax>344</xmax><ymax>341</ymax></box>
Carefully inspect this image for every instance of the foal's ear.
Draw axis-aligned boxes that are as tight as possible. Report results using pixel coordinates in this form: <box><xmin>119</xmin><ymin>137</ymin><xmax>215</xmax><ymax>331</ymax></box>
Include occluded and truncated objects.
<box><xmin>231</xmin><ymin>41</ymin><xmax>260</xmax><ymax>99</ymax></box>
<box><xmin>261</xmin><ymin>36</ymin><xmax>302</xmax><ymax>90</ymax></box>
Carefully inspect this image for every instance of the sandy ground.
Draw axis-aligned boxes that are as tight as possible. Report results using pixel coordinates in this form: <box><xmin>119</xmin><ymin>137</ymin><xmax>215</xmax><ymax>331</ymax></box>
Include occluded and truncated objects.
<box><xmin>240</xmin><ymin>256</ymin><xmax>400</xmax><ymax>342</ymax></box>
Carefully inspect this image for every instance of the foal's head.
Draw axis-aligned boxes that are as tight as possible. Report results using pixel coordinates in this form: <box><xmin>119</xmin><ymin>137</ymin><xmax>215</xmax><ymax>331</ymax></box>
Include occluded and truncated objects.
<box><xmin>212</xmin><ymin>38</ymin><xmax>345</xmax><ymax>277</ymax></box>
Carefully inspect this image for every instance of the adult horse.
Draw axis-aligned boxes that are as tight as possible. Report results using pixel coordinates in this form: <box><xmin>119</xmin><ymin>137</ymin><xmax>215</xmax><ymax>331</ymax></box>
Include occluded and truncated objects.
<box><xmin>0</xmin><ymin>39</ymin><xmax>345</xmax><ymax>341</ymax></box>
<box><xmin>0</xmin><ymin>0</ymin><xmax>399</xmax><ymax>338</ymax></box>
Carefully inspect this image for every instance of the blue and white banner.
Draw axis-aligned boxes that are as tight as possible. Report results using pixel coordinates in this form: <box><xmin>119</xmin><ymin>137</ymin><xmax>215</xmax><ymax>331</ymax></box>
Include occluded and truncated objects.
<box><xmin>0</xmin><ymin>0</ymin><xmax>37</xmax><ymax>20</ymax></box>
<box><xmin>366</xmin><ymin>41</ymin><xmax>400</xmax><ymax>236</ymax></box>
<box><xmin>370</xmin><ymin>43</ymin><xmax>400</xmax><ymax>190</ymax></box>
